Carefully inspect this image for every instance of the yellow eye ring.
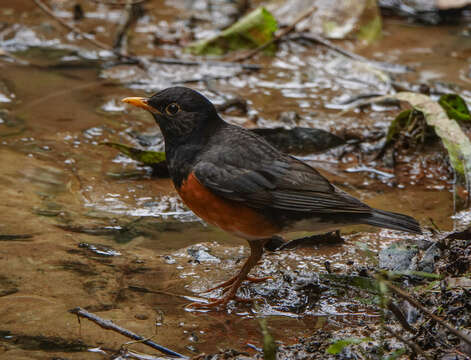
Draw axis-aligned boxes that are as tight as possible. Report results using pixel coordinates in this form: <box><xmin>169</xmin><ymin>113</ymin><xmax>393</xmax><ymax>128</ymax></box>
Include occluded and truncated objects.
<box><xmin>165</xmin><ymin>103</ymin><xmax>181</xmax><ymax>115</ymax></box>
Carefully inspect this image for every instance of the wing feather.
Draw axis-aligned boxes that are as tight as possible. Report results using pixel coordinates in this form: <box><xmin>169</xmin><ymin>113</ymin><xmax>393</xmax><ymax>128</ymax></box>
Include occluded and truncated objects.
<box><xmin>193</xmin><ymin>156</ymin><xmax>370</xmax><ymax>214</ymax></box>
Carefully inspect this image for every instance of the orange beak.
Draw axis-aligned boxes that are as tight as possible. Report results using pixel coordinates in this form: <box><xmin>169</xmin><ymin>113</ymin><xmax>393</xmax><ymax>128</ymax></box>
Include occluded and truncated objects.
<box><xmin>121</xmin><ymin>97</ymin><xmax>161</xmax><ymax>114</ymax></box>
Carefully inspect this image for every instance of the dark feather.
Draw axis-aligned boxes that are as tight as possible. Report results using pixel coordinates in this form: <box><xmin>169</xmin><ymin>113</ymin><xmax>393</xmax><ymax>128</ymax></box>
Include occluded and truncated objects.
<box><xmin>194</xmin><ymin>124</ymin><xmax>370</xmax><ymax>215</ymax></box>
<box><xmin>364</xmin><ymin>209</ymin><xmax>422</xmax><ymax>234</ymax></box>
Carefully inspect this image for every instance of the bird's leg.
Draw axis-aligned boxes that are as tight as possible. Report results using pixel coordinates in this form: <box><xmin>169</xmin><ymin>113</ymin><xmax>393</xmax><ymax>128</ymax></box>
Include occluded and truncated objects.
<box><xmin>187</xmin><ymin>239</ymin><xmax>267</xmax><ymax>310</ymax></box>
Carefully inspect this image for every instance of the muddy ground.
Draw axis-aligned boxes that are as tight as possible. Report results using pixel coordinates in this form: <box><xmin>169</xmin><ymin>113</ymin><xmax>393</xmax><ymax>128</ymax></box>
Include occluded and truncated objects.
<box><xmin>0</xmin><ymin>0</ymin><xmax>470</xmax><ymax>359</ymax></box>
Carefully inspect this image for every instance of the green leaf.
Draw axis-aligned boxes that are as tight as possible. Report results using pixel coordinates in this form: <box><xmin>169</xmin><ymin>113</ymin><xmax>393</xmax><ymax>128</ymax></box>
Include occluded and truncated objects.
<box><xmin>102</xmin><ymin>142</ymin><xmax>166</xmax><ymax>165</ymax></box>
<box><xmin>383</xmin><ymin>270</ymin><xmax>442</xmax><ymax>280</ymax></box>
<box><xmin>385</xmin><ymin>109</ymin><xmax>413</xmax><ymax>143</ymax></box>
<box><xmin>356</xmin><ymin>0</ymin><xmax>382</xmax><ymax>43</ymax></box>
<box><xmin>394</xmin><ymin>92</ymin><xmax>471</xmax><ymax>210</ymax></box>
<box><xmin>439</xmin><ymin>94</ymin><xmax>470</xmax><ymax>122</ymax></box>
<box><xmin>326</xmin><ymin>337</ymin><xmax>371</xmax><ymax>355</ymax></box>
<box><xmin>321</xmin><ymin>273</ymin><xmax>380</xmax><ymax>293</ymax></box>
<box><xmin>186</xmin><ymin>7</ymin><xmax>277</xmax><ymax>55</ymax></box>
<box><xmin>258</xmin><ymin>317</ymin><xmax>276</xmax><ymax>360</ymax></box>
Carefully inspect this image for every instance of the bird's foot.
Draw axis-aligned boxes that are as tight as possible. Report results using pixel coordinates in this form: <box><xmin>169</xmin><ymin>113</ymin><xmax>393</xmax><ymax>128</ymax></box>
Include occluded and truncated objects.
<box><xmin>187</xmin><ymin>239</ymin><xmax>268</xmax><ymax>311</ymax></box>
<box><xmin>187</xmin><ymin>276</ymin><xmax>265</xmax><ymax>310</ymax></box>
<box><xmin>200</xmin><ymin>274</ymin><xmax>272</xmax><ymax>294</ymax></box>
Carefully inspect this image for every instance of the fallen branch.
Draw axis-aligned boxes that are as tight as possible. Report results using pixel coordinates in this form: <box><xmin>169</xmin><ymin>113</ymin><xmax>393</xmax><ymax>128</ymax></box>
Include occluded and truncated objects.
<box><xmin>148</xmin><ymin>57</ymin><xmax>261</xmax><ymax>70</ymax></box>
<box><xmin>0</xmin><ymin>234</ymin><xmax>34</xmax><ymax>241</ymax></box>
<box><xmin>379</xmin><ymin>278</ymin><xmax>471</xmax><ymax>348</ymax></box>
<box><xmin>32</xmin><ymin>0</ymin><xmax>111</xmax><ymax>51</ymax></box>
<box><xmin>291</xmin><ymin>32</ymin><xmax>411</xmax><ymax>74</ymax></box>
<box><xmin>229</xmin><ymin>4</ymin><xmax>318</xmax><ymax>62</ymax></box>
<box><xmin>69</xmin><ymin>307</ymin><xmax>188</xmax><ymax>358</ymax></box>
<box><xmin>383</xmin><ymin>326</ymin><xmax>432</xmax><ymax>360</ymax></box>
<box><xmin>387</xmin><ymin>302</ymin><xmax>416</xmax><ymax>334</ymax></box>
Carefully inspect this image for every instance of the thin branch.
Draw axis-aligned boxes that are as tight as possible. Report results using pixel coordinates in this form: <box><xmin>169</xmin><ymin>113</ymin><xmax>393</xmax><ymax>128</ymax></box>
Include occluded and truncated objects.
<box><xmin>383</xmin><ymin>326</ymin><xmax>432</xmax><ymax>360</ymax></box>
<box><xmin>0</xmin><ymin>234</ymin><xmax>34</xmax><ymax>241</ymax></box>
<box><xmin>380</xmin><ymin>278</ymin><xmax>471</xmax><ymax>348</ymax></box>
<box><xmin>148</xmin><ymin>57</ymin><xmax>261</xmax><ymax>70</ymax></box>
<box><xmin>229</xmin><ymin>4</ymin><xmax>318</xmax><ymax>62</ymax></box>
<box><xmin>69</xmin><ymin>307</ymin><xmax>188</xmax><ymax>358</ymax></box>
<box><xmin>291</xmin><ymin>32</ymin><xmax>411</xmax><ymax>74</ymax></box>
<box><xmin>387</xmin><ymin>302</ymin><xmax>416</xmax><ymax>334</ymax></box>
<box><xmin>32</xmin><ymin>0</ymin><xmax>111</xmax><ymax>51</ymax></box>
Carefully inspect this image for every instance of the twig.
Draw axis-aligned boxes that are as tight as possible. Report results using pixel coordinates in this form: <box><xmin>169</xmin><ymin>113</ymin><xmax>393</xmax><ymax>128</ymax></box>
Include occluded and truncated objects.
<box><xmin>0</xmin><ymin>234</ymin><xmax>34</xmax><ymax>241</ymax></box>
<box><xmin>31</xmin><ymin>0</ymin><xmax>261</xmax><ymax>70</ymax></box>
<box><xmin>69</xmin><ymin>307</ymin><xmax>188</xmax><ymax>358</ymax></box>
<box><xmin>383</xmin><ymin>326</ymin><xmax>432</xmax><ymax>360</ymax></box>
<box><xmin>229</xmin><ymin>4</ymin><xmax>318</xmax><ymax>62</ymax></box>
<box><xmin>32</xmin><ymin>0</ymin><xmax>111</xmax><ymax>51</ymax></box>
<box><xmin>148</xmin><ymin>57</ymin><xmax>261</xmax><ymax>70</ymax></box>
<box><xmin>291</xmin><ymin>32</ymin><xmax>411</xmax><ymax>74</ymax></box>
<box><xmin>0</xmin><ymin>48</ymin><xmax>30</xmax><ymax>65</ymax></box>
<box><xmin>387</xmin><ymin>302</ymin><xmax>416</xmax><ymax>334</ymax></box>
<box><xmin>380</xmin><ymin>278</ymin><xmax>471</xmax><ymax>348</ymax></box>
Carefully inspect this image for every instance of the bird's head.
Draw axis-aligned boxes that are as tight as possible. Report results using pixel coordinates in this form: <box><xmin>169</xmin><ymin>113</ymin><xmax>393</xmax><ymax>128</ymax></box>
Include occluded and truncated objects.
<box><xmin>122</xmin><ymin>86</ymin><xmax>221</xmax><ymax>142</ymax></box>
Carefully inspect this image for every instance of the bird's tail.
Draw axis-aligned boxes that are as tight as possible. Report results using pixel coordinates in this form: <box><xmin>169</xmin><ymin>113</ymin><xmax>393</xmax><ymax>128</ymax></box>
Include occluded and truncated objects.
<box><xmin>363</xmin><ymin>209</ymin><xmax>422</xmax><ymax>234</ymax></box>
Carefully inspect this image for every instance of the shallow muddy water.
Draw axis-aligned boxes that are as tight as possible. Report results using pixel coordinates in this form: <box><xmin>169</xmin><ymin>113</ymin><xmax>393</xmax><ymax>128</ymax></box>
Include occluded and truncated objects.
<box><xmin>0</xmin><ymin>1</ymin><xmax>470</xmax><ymax>359</ymax></box>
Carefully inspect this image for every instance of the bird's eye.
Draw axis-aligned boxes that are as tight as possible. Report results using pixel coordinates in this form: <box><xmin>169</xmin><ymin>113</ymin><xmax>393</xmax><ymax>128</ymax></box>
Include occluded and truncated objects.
<box><xmin>165</xmin><ymin>103</ymin><xmax>180</xmax><ymax>115</ymax></box>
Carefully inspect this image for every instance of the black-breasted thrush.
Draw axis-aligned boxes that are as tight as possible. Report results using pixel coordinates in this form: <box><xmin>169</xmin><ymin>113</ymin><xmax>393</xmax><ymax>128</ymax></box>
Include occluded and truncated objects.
<box><xmin>122</xmin><ymin>87</ymin><xmax>421</xmax><ymax>309</ymax></box>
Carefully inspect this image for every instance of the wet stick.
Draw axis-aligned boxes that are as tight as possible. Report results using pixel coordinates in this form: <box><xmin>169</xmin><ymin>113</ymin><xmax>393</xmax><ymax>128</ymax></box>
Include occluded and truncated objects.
<box><xmin>69</xmin><ymin>307</ymin><xmax>188</xmax><ymax>358</ymax></box>
<box><xmin>32</xmin><ymin>0</ymin><xmax>111</xmax><ymax>51</ymax></box>
<box><xmin>378</xmin><ymin>278</ymin><xmax>471</xmax><ymax>348</ymax></box>
<box><xmin>383</xmin><ymin>326</ymin><xmax>431</xmax><ymax>360</ymax></box>
<box><xmin>0</xmin><ymin>234</ymin><xmax>34</xmax><ymax>241</ymax></box>
<box><xmin>290</xmin><ymin>32</ymin><xmax>410</xmax><ymax>73</ymax></box>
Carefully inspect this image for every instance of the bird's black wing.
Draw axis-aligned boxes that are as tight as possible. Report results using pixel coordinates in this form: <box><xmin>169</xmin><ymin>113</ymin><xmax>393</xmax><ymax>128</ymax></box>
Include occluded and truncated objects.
<box><xmin>193</xmin><ymin>127</ymin><xmax>370</xmax><ymax>214</ymax></box>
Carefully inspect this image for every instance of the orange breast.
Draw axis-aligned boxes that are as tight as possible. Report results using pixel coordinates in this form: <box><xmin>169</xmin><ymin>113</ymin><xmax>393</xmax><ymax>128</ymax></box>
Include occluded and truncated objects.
<box><xmin>177</xmin><ymin>173</ymin><xmax>280</xmax><ymax>239</ymax></box>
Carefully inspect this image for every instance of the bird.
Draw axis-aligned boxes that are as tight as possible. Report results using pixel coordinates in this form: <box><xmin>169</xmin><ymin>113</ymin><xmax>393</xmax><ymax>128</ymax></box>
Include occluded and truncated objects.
<box><xmin>122</xmin><ymin>86</ymin><xmax>421</xmax><ymax>310</ymax></box>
